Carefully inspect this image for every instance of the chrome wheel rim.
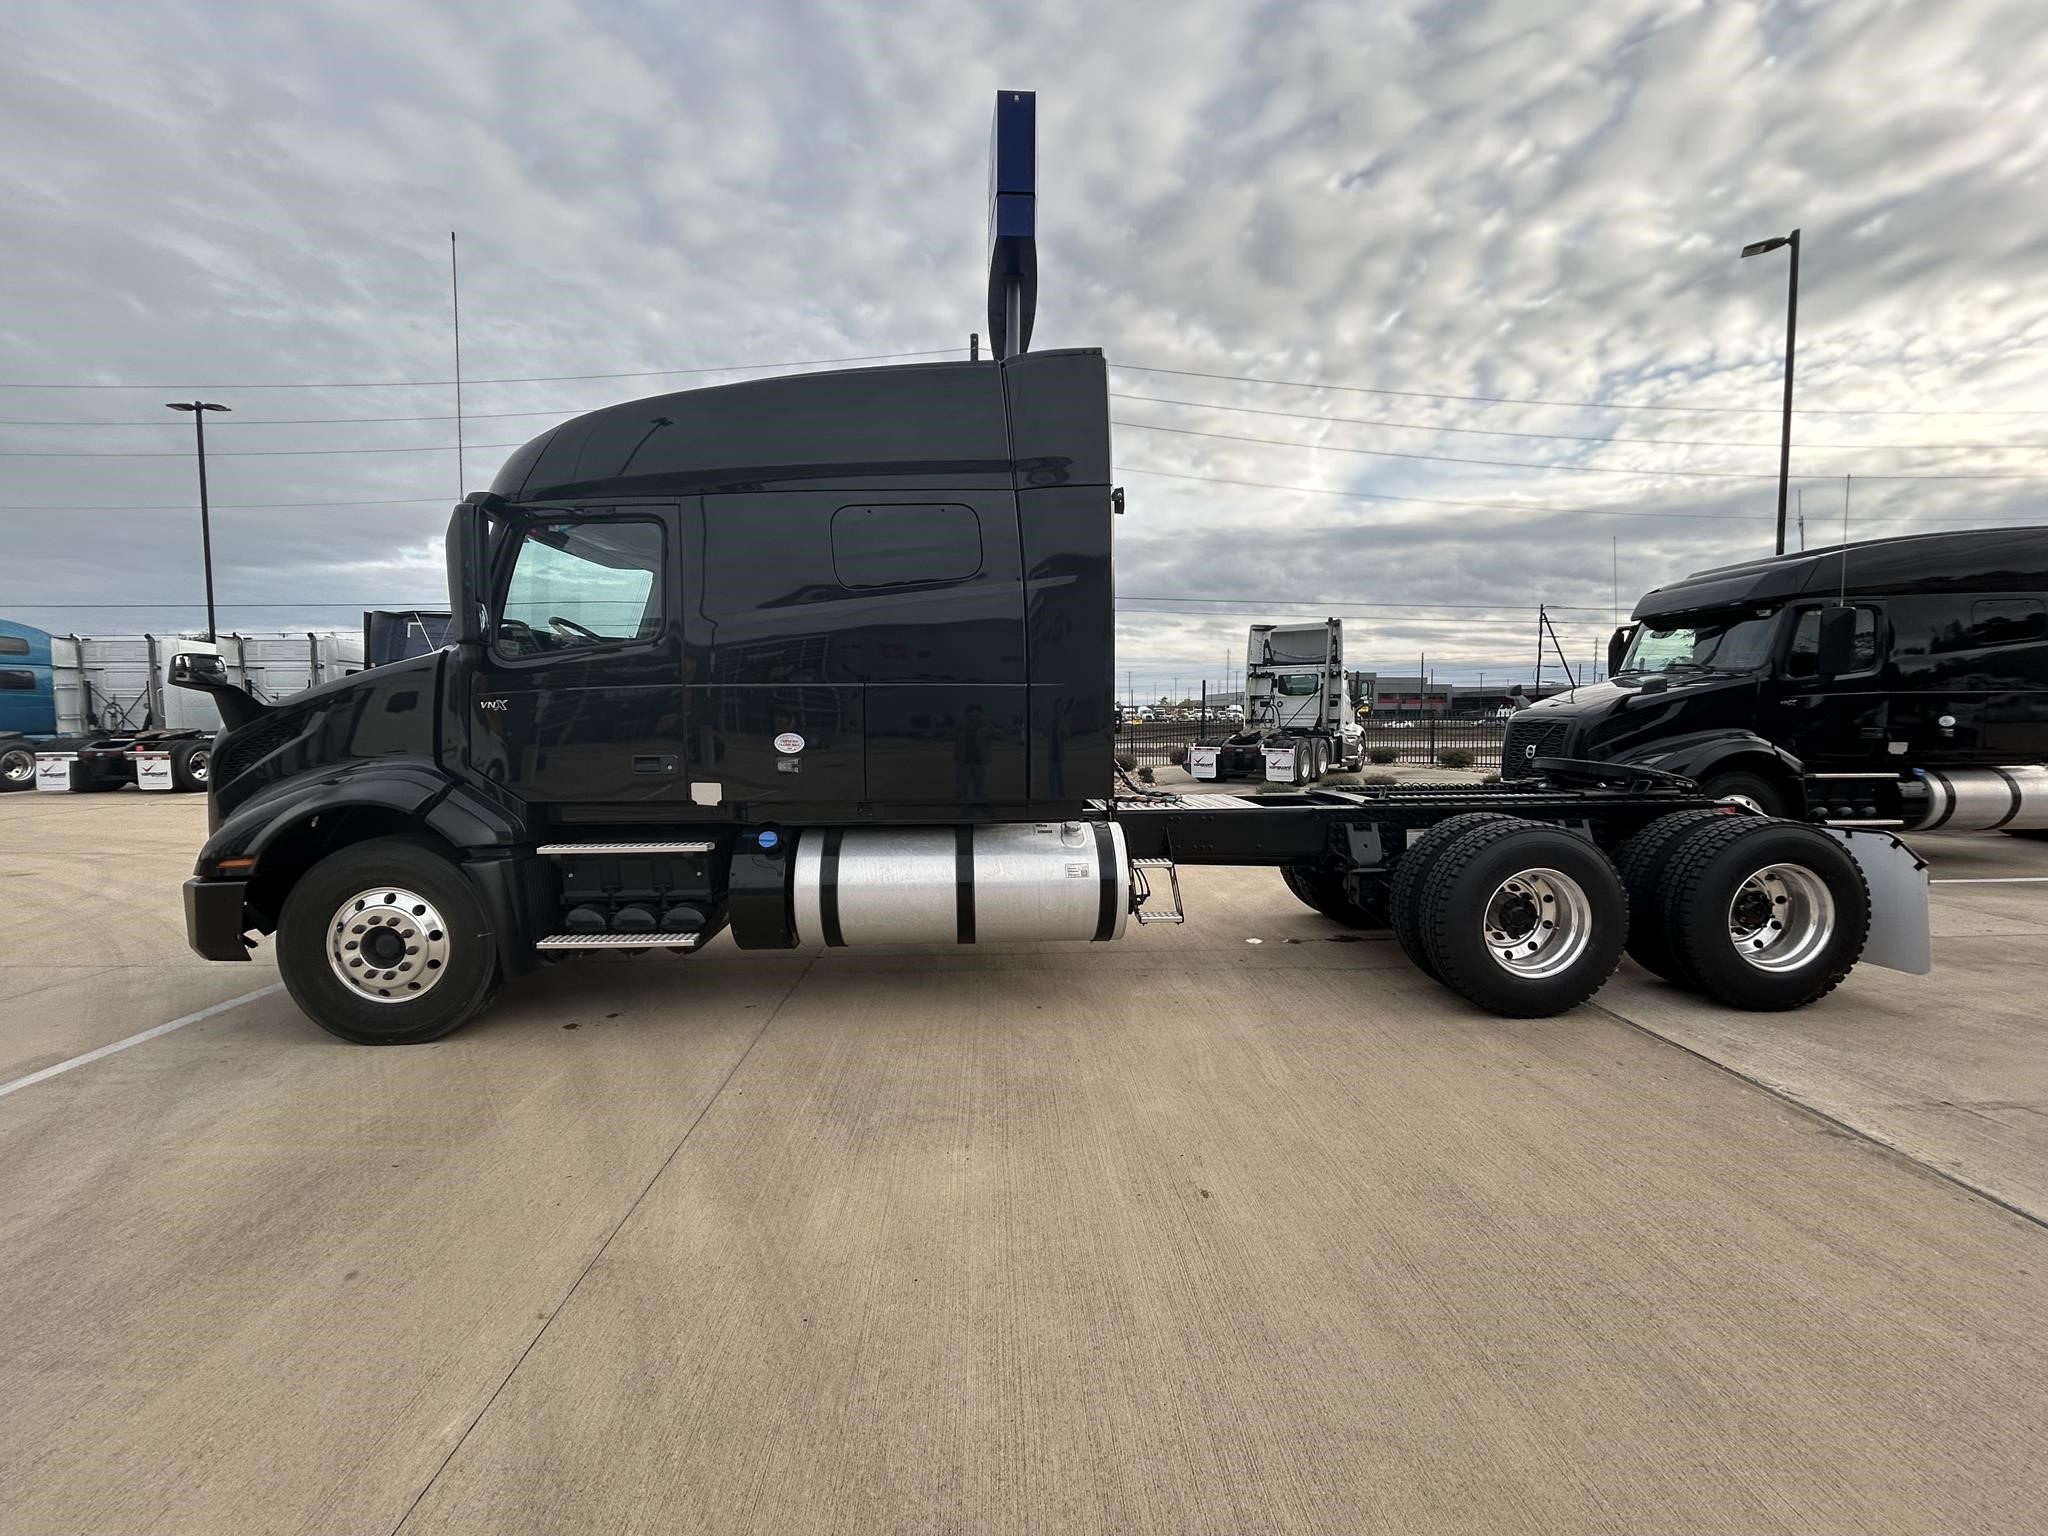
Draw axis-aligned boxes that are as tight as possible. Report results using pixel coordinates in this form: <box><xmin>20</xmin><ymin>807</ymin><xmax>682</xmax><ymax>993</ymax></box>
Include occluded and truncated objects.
<box><xmin>327</xmin><ymin>886</ymin><xmax>451</xmax><ymax>1003</ymax></box>
<box><xmin>1728</xmin><ymin>863</ymin><xmax>1835</xmax><ymax>972</ymax></box>
<box><xmin>1483</xmin><ymin>867</ymin><xmax>1593</xmax><ymax>979</ymax></box>
<box><xmin>1715</xmin><ymin>791</ymin><xmax>1766</xmax><ymax>815</ymax></box>
<box><xmin>1</xmin><ymin>749</ymin><xmax>32</xmax><ymax>785</ymax></box>
<box><xmin>188</xmin><ymin>748</ymin><xmax>210</xmax><ymax>784</ymax></box>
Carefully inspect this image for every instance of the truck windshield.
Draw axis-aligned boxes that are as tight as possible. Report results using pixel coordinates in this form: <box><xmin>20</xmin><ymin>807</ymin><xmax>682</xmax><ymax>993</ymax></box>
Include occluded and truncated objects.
<box><xmin>1619</xmin><ymin>608</ymin><xmax>1779</xmax><ymax>675</ymax></box>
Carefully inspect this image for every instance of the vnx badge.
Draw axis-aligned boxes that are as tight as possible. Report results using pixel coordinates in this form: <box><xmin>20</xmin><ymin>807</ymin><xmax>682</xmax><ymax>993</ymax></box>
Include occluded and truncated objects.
<box><xmin>478</xmin><ymin>697</ymin><xmax>508</xmax><ymax>713</ymax></box>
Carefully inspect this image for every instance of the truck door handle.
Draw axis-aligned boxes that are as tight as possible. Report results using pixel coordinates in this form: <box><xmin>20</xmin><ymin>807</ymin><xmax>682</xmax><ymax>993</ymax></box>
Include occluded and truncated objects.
<box><xmin>633</xmin><ymin>753</ymin><xmax>679</xmax><ymax>775</ymax></box>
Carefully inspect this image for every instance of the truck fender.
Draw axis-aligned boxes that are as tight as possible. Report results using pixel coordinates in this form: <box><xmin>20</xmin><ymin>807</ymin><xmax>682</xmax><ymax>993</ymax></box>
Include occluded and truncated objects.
<box><xmin>1610</xmin><ymin>730</ymin><xmax>1805</xmax><ymax>793</ymax></box>
<box><xmin>199</xmin><ymin>758</ymin><xmax>524</xmax><ymax>868</ymax></box>
<box><xmin>196</xmin><ymin>760</ymin><xmax>533</xmax><ymax>973</ymax></box>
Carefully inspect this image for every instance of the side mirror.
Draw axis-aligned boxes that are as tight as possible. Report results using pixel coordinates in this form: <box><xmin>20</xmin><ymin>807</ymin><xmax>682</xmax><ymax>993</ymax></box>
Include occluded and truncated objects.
<box><xmin>446</xmin><ymin>502</ymin><xmax>492</xmax><ymax>646</ymax></box>
<box><xmin>169</xmin><ymin>652</ymin><xmax>229</xmax><ymax>687</ymax></box>
<box><xmin>1608</xmin><ymin>625</ymin><xmax>1636</xmax><ymax>676</ymax></box>
<box><xmin>1815</xmin><ymin>606</ymin><xmax>1859</xmax><ymax>678</ymax></box>
<box><xmin>168</xmin><ymin>651</ymin><xmax>265</xmax><ymax>729</ymax></box>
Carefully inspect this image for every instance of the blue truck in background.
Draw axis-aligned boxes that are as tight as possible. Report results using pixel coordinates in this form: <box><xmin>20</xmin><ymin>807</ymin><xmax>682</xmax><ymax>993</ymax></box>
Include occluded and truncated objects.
<box><xmin>1</xmin><ymin>618</ymin><xmax>365</xmax><ymax>793</ymax></box>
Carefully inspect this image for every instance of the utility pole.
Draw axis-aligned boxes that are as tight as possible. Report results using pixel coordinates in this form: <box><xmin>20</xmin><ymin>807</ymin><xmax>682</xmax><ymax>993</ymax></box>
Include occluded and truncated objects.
<box><xmin>1797</xmin><ymin>488</ymin><xmax>1805</xmax><ymax>551</ymax></box>
<box><xmin>450</xmin><ymin>232</ymin><xmax>465</xmax><ymax>497</ymax></box>
<box><xmin>1534</xmin><ymin>604</ymin><xmax>1545</xmax><ymax>698</ymax></box>
<box><xmin>1740</xmin><ymin>227</ymin><xmax>1801</xmax><ymax>556</ymax></box>
<box><xmin>165</xmin><ymin>401</ymin><xmax>231</xmax><ymax>642</ymax></box>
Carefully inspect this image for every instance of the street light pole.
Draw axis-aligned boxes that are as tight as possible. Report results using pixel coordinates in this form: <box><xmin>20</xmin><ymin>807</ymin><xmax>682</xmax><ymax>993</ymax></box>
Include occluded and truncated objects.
<box><xmin>1741</xmin><ymin>228</ymin><xmax>1801</xmax><ymax>556</ymax></box>
<box><xmin>165</xmin><ymin>401</ymin><xmax>231</xmax><ymax>641</ymax></box>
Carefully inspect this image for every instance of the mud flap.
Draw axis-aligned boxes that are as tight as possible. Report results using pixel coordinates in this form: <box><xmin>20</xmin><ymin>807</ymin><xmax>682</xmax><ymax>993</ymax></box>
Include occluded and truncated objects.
<box><xmin>1824</xmin><ymin>827</ymin><xmax>1930</xmax><ymax>975</ymax></box>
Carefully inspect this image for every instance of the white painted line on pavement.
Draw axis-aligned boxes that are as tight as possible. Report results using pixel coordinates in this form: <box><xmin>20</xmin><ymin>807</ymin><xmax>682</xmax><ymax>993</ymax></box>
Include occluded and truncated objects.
<box><xmin>1930</xmin><ymin>877</ymin><xmax>2048</xmax><ymax>884</ymax></box>
<box><xmin>0</xmin><ymin>983</ymin><xmax>285</xmax><ymax>1100</ymax></box>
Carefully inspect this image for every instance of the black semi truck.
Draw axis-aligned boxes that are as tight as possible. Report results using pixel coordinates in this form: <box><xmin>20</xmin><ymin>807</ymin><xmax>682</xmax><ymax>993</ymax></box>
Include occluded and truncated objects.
<box><xmin>1504</xmin><ymin>528</ymin><xmax>2048</xmax><ymax>832</ymax></box>
<box><xmin>173</xmin><ymin>350</ymin><xmax>1929</xmax><ymax>1044</ymax></box>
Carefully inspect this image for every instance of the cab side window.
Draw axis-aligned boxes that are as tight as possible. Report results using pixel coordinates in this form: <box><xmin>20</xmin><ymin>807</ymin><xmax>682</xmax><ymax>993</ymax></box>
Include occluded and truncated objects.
<box><xmin>1967</xmin><ymin>598</ymin><xmax>2046</xmax><ymax>648</ymax></box>
<box><xmin>493</xmin><ymin>519</ymin><xmax>665</xmax><ymax>659</ymax></box>
<box><xmin>1785</xmin><ymin>605</ymin><xmax>1878</xmax><ymax>677</ymax></box>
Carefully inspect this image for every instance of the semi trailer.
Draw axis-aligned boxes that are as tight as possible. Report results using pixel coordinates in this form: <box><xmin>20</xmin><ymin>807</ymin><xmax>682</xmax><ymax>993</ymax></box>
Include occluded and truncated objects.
<box><xmin>172</xmin><ymin>348</ymin><xmax>1931</xmax><ymax>1045</ymax></box>
<box><xmin>1188</xmin><ymin>620</ymin><xmax>1365</xmax><ymax>784</ymax></box>
<box><xmin>1506</xmin><ymin>528</ymin><xmax>2048</xmax><ymax>834</ymax></box>
<box><xmin>0</xmin><ymin>622</ymin><xmax>363</xmax><ymax>793</ymax></box>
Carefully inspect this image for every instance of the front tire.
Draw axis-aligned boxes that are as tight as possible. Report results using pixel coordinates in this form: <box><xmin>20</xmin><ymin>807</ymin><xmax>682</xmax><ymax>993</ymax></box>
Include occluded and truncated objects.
<box><xmin>1697</xmin><ymin>768</ymin><xmax>1793</xmax><ymax>818</ymax></box>
<box><xmin>276</xmin><ymin>836</ymin><xmax>500</xmax><ymax>1045</ymax></box>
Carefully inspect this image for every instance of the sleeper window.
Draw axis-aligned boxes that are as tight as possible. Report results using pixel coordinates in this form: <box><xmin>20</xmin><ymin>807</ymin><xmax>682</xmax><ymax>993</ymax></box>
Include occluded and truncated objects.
<box><xmin>832</xmin><ymin>504</ymin><xmax>982</xmax><ymax>589</ymax></box>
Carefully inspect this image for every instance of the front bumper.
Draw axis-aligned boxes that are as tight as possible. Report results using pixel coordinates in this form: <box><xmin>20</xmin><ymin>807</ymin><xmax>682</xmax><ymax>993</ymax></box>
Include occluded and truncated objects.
<box><xmin>183</xmin><ymin>877</ymin><xmax>253</xmax><ymax>961</ymax></box>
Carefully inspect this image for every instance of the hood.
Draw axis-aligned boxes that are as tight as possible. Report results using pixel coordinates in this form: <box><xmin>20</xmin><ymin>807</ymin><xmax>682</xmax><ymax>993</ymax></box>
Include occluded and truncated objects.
<box><xmin>1522</xmin><ymin>670</ymin><xmax>1750</xmax><ymax>718</ymax></box>
<box><xmin>209</xmin><ymin>651</ymin><xmax>444</xmax><ymax>822</ymax></box>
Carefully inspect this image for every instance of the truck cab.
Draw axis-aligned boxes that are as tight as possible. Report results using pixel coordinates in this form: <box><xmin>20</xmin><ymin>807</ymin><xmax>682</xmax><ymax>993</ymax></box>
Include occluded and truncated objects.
<box><xmin>1502</xmin><ymin>528</ymin><xmax>2048</xmax><ymax>820</ymax></box>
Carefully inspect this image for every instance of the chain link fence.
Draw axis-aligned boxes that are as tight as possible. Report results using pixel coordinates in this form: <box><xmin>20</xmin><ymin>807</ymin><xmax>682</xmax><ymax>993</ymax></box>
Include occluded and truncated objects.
<box><xmin>1113</xmin><ymin>717</ymin><xmax>1509</xmax><ymax>770</ymax></box>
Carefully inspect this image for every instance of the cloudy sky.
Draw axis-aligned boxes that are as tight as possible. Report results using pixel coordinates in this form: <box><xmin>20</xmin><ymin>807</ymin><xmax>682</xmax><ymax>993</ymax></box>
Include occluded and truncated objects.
<box><xmin>6</xmin><ymin>0</ymin><xmax>2048</xmax><ymax>696</ymax></box>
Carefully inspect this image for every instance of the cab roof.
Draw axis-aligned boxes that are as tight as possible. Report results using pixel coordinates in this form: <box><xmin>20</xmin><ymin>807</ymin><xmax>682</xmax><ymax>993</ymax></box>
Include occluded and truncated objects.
<box><xmin>486</xmin><ymin>349</ymin><xmax>1108</xmax><ymax>505</ymax></box>
<box><xmin>1633</xmin><ymin>525</ymin><xmax>2048</xmax><ymax>621</ymax></box>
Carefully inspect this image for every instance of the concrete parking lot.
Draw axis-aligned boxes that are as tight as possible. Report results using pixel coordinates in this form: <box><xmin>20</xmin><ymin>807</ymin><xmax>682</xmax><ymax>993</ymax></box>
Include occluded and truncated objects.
<box><xmin>3</xmin><ymin>792</ymin><xmax>2046</xmax><ymax>1534</ymax></box>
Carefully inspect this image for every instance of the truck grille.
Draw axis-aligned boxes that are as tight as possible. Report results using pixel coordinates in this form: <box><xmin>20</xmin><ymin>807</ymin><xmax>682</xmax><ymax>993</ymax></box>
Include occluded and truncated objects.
<box><xmin>211</xmin><ymin>706</ymin><xmax>313</xmax><ymax>786</ymax></box>
<box><xmin>1500</xmin><ymin>718</ymin><xmax>1568</xmax><ymax>780</ymax></box>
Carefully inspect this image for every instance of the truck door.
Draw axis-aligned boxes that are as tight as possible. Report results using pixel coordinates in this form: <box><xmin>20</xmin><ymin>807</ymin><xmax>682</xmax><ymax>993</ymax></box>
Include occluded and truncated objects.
<box><xmin>1774</xmin><ymin>602</ymin><xmax>1884</xmax><ymax>769</ymax></box>
<box><xmin>464</xmin><ymin>505</ymin><xmax>693</xmax><ymax>807</ymax></box>
<box><xmin>687</xmin><ymin>493</ymin><xmax>868</xmax><ymax>811</ymax></box>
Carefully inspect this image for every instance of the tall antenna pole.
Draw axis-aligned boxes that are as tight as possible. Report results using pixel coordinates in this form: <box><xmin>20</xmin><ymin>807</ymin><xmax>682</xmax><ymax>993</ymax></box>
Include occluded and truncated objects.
<box><xmin>450</xmin><ymin>231</ymin><xmax>466</xmax><ymax>497</ymax></box>
<box><xmin>1797</xmin><ymin>487</ymin><xmax>1805</xmax><ymax>551</ymax></box>
<box><xmin>1534</xmin><ymin>604</ymin><xmax>1545</xmax><ymax>697</ymax></box>
<box><xmin>1839</xmin><ymin>475</ymin><xmax>1852</xmax><ymax>606</ymax></box>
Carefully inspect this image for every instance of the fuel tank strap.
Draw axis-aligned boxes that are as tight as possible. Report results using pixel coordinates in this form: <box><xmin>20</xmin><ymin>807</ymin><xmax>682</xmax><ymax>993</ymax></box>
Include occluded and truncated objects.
<box><xmin>955</xmin><ymin>826</ymin><xmax>976</xmax><ymax>943</ymax></box>
<box><xmin>1091</xmin><ymin>823</ymin><xmax>1119</xmax><ymax>941</ymax></box>
<box><xmin>819</xmin><ymin>829</ymin><xmax>846</xmax><ymax>947</ymax></box>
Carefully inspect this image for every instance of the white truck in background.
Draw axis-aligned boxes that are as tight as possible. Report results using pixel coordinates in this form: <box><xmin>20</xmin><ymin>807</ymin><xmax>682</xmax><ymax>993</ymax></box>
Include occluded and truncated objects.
<box><xmin>1187</xmin><ymin>619</ymin><xmax>1364</xmax><ymax>786</ymax></box>
<box><xmin>0</xmin><ymin>624</ymin><xmax>363</xmax><ymax>793</ymax></box>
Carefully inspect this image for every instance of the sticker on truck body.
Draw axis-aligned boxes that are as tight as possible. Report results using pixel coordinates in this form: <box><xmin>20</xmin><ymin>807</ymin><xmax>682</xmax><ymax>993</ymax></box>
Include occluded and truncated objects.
<box><xmin>773</xmin><ymin>732</ymin><xmax>805</xmax><ymax>755</ymax></box>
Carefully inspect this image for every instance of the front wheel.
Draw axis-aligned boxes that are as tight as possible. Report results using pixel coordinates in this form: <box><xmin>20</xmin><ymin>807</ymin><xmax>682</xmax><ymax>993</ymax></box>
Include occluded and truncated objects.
<box><xmin>276</xmin><ymin>836</ymin><xmax>500</xmax><ymax>1044</ymax></box>
<box><xmin>1697</xmin><ymin>768</ymin><xmax>1793</xmax><ymax>818</ymax></box>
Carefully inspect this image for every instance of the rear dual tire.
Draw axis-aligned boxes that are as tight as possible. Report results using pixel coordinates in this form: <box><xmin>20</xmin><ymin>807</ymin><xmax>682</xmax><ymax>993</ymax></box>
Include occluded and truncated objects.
<box><xmin>1632</xmin><ymin>817</ymin><xmax>1870</xmax><ymax>1010</ymax></box>
<box><xmin>1405</xmin><ymin>819</ymin><xmax>1628</xmax><ymax>1017</ymax></box>
<box><xmin>0</xmin><ymin>744</ymin><xmax>34</xmax><ymax>792</ymax></box>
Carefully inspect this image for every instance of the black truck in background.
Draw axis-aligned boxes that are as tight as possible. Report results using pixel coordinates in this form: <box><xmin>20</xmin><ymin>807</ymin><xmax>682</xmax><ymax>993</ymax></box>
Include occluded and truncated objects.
<box><xmin>1502</xmin><ymin>528</ymin><xmax>2048</xmax><ymax>834</ymax></box>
